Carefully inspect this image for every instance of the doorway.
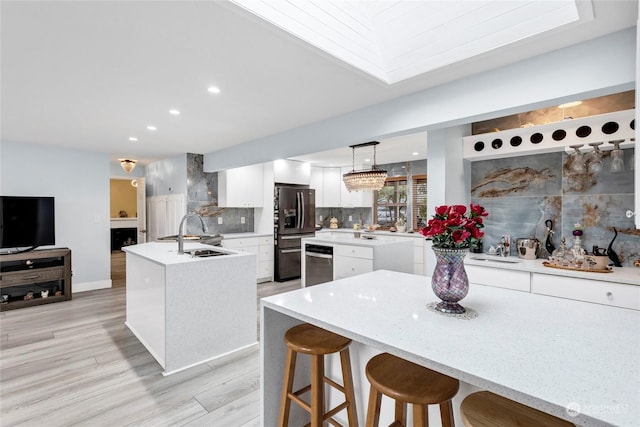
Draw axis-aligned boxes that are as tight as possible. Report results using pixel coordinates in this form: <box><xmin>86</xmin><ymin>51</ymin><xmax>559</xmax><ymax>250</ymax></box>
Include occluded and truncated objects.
<box><xmin>110</xmin><ymin>177</ymin><xmax>146</xmax><ymax>287</ymax></box>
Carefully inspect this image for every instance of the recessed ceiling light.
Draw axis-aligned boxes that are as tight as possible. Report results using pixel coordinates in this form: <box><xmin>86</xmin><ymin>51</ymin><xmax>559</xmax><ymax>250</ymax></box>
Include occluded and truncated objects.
<box><xmin>412</xmin><ymin>152</ymin><xmax>419</xmax><ymax>156</ymax></box>
<box><xmin>364</xmin><ymin>158</ymin><xmax>371</xmax><ymax>162</ymax></box>
<box><xmin>207</xmin><ymin>86</ymin><xmax>221</xmax><ymax>94</ymax></box>
<box><xmin>147</xmin><ymin>125</ymin><xmax>157</xmax><ymax>131</ymax></box>
<box><xmin>129</xmin><ymin>137</ymin><xmax>138</xmax><ymax>142</ymax></box>
<box><xmin>169</xmin><ymin>109</ymin><xmax>180</xmax><ymax>115</ymax></box>
<box><xmin>558</xmin><ymin>101</ymin><xmax>582</xmax><ymax>109</ymax></box>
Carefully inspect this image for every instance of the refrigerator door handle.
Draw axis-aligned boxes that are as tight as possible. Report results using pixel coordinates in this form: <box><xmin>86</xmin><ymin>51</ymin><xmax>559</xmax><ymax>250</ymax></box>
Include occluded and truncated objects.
<box><xmin>281</xmin><ymin>248</ymin><xmax>301</xmax><ymax>254</ymax></box>
<box><xmin>300</xmin><ymin>192</ymin><xmax>305</xmax><ymax>229</ymax></box>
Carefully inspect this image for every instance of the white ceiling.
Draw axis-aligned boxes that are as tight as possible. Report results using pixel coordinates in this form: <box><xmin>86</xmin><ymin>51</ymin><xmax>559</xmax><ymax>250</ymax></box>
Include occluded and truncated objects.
<box><xmin>1</xmin><ymin>1</ymin><xmax>636</xmax><ymax>167</ymax></box>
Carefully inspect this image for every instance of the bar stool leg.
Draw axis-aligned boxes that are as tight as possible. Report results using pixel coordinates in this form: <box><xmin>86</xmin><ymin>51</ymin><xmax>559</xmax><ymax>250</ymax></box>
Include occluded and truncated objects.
<box><xmin>412</xmin><ymin>403</ymin><xmax>428</xmax><ymax>427</ymax></box>
<box><xmin>339</xmin><ymin>348</ymin><xmax>359</xmax><ymax>427</ymax></box>
<box><xmin>279</xmin><ymin>348</ymin><xmax>297</xmax><ymax>427</ymax></box>
<box><xmin>395</xmin><ymin>400</ymin><xmax>407</xmax><ymax>425</ymax></box>
<box><xmin>365</xmin><ymin>386</ymin><xmax>382</xmax><ymax>427</ymax></box>
<box><xmin>310</xmin><ymin>354</ymin><xmax>325</xmax><ymax>427</ymax></box>
<box><xmin>439</xmin><ymin>400</ymin><xmax>454</xmax><ymax>427</ymax></box>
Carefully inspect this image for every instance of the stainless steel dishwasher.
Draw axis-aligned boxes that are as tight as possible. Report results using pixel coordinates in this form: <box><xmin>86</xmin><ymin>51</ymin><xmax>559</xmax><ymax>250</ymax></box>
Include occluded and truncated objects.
<box><xmin>305</xmin><ymin>244</ymin><xmax>333</xmax><ymax>286</ymax></box>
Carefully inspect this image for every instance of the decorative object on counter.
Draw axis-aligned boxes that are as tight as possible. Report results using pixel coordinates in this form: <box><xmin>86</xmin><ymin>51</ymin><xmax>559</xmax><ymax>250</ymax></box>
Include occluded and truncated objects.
<box><xmin>329</xmin><ymin>217</ymin><xmax>339</xmax><ymax>229</ymax></box>
<box><xmin>420</xmin><ymin>204</ymin><xmax>488</xmax><ymax>314</ymax></box>
<box><xmin>634</xmin><ymin>259</ymin><xmax>640</xmax><ymax>267</ymax></box>
<box><xmin>516</xmin><ymin>238</ymin><xmax>540</xmax><ymax>260</ymax></box>
<box><xmin>607</xmin><ymin>227</ymin><xmax>623</xmax><ymax>267</ymax></box>
<box><xmin>570</xmin><ymin>223</ymin><xmax>587</xmax><ymax>265</ymax></box>
<box><xmin>365</xmin><ymin>223</ymin><xmax>380</xmax><ymax>232</ymax></box>
<box><xmin>40</xmin><ymin>290</ymin><xmax>49</xmax><ymax>298</ymax></box>
<box><xmin>1</xmin><ymin>295</ymin><xmax>8</xmax><ymax>304</ymax></box>
<box><xmin>542</xmin><ymin>261</ymin><xmax>612</xmax><ymax>273</ymax></box>
<box><xmin>544</xmin><ymin>219</ymin><xmax>555</xmax><ymax>255</ymax></box>
<box><xmin>342</xmin><ymin>141</ymin><xmax>388</xmax><ymax>192</ymax></box>
<box><xmin>23</xmin><ymin>291</ymin><xmax>34</xmax><ymax>301</ymax></box>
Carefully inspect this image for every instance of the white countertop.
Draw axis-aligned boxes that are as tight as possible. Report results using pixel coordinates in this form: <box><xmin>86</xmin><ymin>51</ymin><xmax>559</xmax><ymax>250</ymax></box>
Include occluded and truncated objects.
<box><xmin>465</xmin><ymin>254</ymin><xmax>640</xmax><ymax>286</ymax></box>
<box><xmin>123</xmin><ymin>241</ymin><xmax>251</xmax><ymax>265</ymax></box>
<box><xmin>303</xmin><ymin>234</ymin><xmax>412</xmax><ymax>247</ymax></box>
<box><xmin>221</xmin><ymin>232</ymin><xmax>272</xmax><ymax>239</ymax></box>
<box><xmin>261</xmin><ymin>270</ymin><xmax>640</xmax><ymax>427</ymax></box>
<box><xmin>318</xmin><ymin>228</ymin><xmax>424</xmax><ymax>239</ymax></box>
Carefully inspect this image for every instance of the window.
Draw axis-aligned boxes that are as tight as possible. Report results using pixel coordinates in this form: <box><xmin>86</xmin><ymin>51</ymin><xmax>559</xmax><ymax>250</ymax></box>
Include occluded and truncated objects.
<box><xmin>374</xmin><ymin>177</ymin><xmax>407</xmax><ymax>228</ymax></box>
<box><xmin>412</xmin><ymin>174</ymin><xmax>427</xmax><ymax>230</ymax></box>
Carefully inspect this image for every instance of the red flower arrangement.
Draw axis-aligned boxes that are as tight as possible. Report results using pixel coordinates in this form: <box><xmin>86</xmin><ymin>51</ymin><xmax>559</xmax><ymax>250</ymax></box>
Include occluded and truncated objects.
<box><xmin>419</xmin><ymin>204</ymin><xmax>488</xmax><ymax>249</ymax></box>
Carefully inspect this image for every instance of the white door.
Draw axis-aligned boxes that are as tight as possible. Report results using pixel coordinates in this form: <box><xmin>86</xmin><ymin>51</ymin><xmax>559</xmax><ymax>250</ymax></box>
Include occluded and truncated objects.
<box><xmin>136</xmin><ymin>178</ymin><xmax>147</xmax><ymax>243</ymax></box>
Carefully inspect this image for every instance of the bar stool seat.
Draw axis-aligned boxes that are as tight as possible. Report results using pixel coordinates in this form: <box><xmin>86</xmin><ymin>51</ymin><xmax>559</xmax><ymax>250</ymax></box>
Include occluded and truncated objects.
<box><xmin>460</xmin><ymin>391</ymin><xmax>575</xmax><ymax>427</ymax></box>
<box><xmin>279</xmin><ymin>323</ymin><xmax>358</xmax><ymax>427</ymax></box>
<box><xmin>365</xmin><ymin>352</ymin><xmax>459</xmax><ymax>427</ymax></box>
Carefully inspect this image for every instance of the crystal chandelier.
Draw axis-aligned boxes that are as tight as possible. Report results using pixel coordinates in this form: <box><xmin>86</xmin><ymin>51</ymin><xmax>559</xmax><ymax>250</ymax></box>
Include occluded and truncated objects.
<box><xmin>342</xmin><ymin>141</ymin><xmax>388</xmax><ymax>192</ymax></box>
<box><xmin>119</xmin><ymin>158</ymin><xmax>137</xmax><ymax>174</ymax></box>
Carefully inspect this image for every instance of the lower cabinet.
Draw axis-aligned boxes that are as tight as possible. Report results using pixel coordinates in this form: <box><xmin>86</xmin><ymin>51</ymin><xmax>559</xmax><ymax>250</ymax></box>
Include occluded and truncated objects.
<box><xmin>531</xmin><ymin>273</ymin><xmax>640</xmax><ymax>310</ymax></box>
<box><xmin>222</xmin><ymin>235</ymin><xmax>273</xmax><ymax>283</ymax></box>
<box><xmin>333</xmin><ymin>245</ymin><xmax>374</xmax><ymax>280</ymax></box>
<box><xmin>465</xmin><ymin>264</ymin><xmax>531</xmax><ymax>292</ymax></box>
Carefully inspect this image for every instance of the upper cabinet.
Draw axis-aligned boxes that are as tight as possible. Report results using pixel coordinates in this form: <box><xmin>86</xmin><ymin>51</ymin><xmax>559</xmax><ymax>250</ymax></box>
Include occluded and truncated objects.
<box><xmin>273</xmin><ymin>159</ymin><xmax>310</xmax><ymax>185</ymax></box>
<box><xmin>218</xmin><ymin>164</ymin><xmax>264</xmax><ymax>207</ymax></box>
<box><xmin>322</xmin><ymin>167</ymin><xmax>342</xmax><ymax>207</ymax></box>
<box><xmin>308</xmin><ymin>166</ymin><xmax>372</xmax><ymax>208</ymax></box>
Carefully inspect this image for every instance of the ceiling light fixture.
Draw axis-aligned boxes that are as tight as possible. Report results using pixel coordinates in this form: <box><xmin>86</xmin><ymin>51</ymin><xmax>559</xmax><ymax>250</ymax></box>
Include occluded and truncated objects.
<box><xmin>147</xmin><ymin>125</ymin><xmax>157</xmax><ymax>131</ymax></box>
<box><xmin>412</xmin><ymin>152</ymin><xmax>419</xmax><ymax>156</ymax></box>
<box><xmin>169</xmin><ymin>109</ymin><xmax>180</xmax><ymax>115</ymax></box>
<box><xmin>558</xmin><ymin>101</ymin><xmax>582</xmax><ymax>109</ymax></box>
<box><xmin>207</xmin><ymin>86</ymin><xmax>221</xmax><ymax>94</ymax></box>
<box><xmin>343</xmin><ymin>141</ymin><xmax>387</xmax><ymax>192</ymax></box>
<box><xmin>119</xmin><ymin>158</ymin><xmax>137</xmax><ymax>174</ymax></box>
<box><xmin>129</xmin><ymin>137</ymin><xmax>138</xmax><ymax>142</ymax></box>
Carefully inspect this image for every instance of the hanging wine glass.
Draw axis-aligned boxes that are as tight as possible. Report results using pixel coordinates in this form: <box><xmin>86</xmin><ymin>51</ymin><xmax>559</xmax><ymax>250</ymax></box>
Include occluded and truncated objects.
<box><xmin>609</xmin><ymin>140</ymin><xmax>624</xmax><ymax>173</ymax></box>
<box><xmin>587</xmin><ymin>142</ymin><xmax>603</xmax><ymax>175</ymax></box>
<box><xmin>569</xmin><ymin>144</ymin><xmax>586</xmax><ymax>174</ymax></box>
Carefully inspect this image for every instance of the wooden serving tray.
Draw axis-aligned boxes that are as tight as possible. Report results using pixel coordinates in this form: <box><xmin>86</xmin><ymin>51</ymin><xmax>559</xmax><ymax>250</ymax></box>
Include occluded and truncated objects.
<box><xmin>542</xmin><ymin>261</ymin><xmax>612</xmax><ymax>273</ymax></box>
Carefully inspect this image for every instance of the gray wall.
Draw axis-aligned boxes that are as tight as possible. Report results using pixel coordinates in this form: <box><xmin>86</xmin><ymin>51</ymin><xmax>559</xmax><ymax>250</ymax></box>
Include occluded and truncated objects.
<box><xmin>1</xmin><ymin>141</ymin><xmax>111</xmax><ymax>291</ymax></box>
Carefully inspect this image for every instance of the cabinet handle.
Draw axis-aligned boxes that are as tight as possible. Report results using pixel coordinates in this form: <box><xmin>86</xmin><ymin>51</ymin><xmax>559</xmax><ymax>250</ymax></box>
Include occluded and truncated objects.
<box><xmin>606</xmin><ymin>292</ymin><xmax>613</xmax><ymax>299</ymax></box>
<box><xmin>24</xmin><ymin>275</ymin><xmax>41</xmax><ymax>280</ymax></box>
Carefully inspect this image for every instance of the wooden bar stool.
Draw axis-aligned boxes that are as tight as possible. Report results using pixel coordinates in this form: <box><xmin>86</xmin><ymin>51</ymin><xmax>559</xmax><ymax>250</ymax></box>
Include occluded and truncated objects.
<box><xmin>460</xmin><ymin>391</ymin><xmax>575</xmax><ymax>427</ymax></box>
<box><xmin>279</xmin><ymin>323</ymin><xmax>359</xmax><ymax>427</ymax></box>
<box><xmin>365</xmin><ymin>352</ymin><xmax>459</xmax><ymax>427</ymax></box>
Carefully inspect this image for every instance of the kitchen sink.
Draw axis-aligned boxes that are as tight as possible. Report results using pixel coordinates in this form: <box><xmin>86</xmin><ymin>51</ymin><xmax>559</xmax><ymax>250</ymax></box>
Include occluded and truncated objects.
<box><xmin>468</xmin><ymin>256</ymin><xmax>520</xmax><ymax>264</ymax></box>
<box><xmin>185</xmin><ymin>249</ymin><xmax>229</xmax><ymax>258</ymax></box>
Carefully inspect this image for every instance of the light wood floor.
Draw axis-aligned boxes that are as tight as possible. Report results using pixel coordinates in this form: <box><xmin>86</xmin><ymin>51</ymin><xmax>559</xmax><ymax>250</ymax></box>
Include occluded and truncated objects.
<box><xmin>0</xmin><ymin>263</ymin><xmax>300</xmax><ymax>426</ymax></box>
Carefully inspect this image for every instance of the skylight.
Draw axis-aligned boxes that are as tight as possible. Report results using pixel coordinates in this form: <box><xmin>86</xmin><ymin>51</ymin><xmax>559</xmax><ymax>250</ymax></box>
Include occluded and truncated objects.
<box><xmin>231</xmin><ymin>0</ymin><xmax>591</xmax><ymax>84</ymax></box>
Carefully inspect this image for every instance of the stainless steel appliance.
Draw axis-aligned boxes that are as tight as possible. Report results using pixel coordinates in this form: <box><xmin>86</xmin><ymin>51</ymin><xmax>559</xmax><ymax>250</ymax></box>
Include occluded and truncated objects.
<box><xmin>274</xmin><ymin>185</ymin><xmax>315</xmax><ymax>281</ymax></box>
<box><xmin>304</xmin><ymin>244</ymin><xmax>333</xmax><ymax>286</ymax></box>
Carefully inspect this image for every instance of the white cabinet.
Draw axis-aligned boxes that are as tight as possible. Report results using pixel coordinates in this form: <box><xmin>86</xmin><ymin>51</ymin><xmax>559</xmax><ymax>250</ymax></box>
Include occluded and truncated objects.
<box><xmin>531</xmin><ymin>273</ymin><xmax>640</xmax><ymax>310</ymax></box>
<box><xmin>222</xmin><ymin>235</ymin><xmax>274</xmax><ymax>282</ymax></box>
<box><xmin>273</xmin><ymin>159</ymin><xmax>310</xmax><ymax>185</ymax></box>
<box><xmin>340</xmin><ymin>166</ymin><xmax>374</xmax><ymax>207</ymax></box>
<box><xmin>310</xmin><ymin>166</ymin><xmax>324</xmax><ymax>207</ymax></box>
<box><xmin>322</xmin><ymin>167</ymin><xmax>342</xmax><ymax>207</ymax></box>
<box><xmin>333</xmin><ymin>244</ymin><xmax>374</xmax><ymax>280</ymax></box>
<box><xmin>465</xmin><ymin>264</ymin><xmax>531</xmax><ymax>292</ymax></box>
<box><xmin>218</xmin><ymin>164</ymin><xmax>264</xmax><ymax>207</ymax></box>
<box><xmin>146</xmin><ymin>194</ymin><xmax>186</xmax><ymax>242</ymax></box>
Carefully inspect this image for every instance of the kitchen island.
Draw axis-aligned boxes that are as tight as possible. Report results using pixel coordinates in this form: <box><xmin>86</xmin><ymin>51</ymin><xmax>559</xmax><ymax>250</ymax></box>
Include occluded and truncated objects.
<box><xmin>124</xmin><ymin>241</ymin><xmax>257</xmax><ymax>375</ymax></box>
<box><xmin>301</xmin><ymin>234</ymin><xmax>413</xmax><ymax>285</ymax></box>
<box><xmin>261</xmin><ymin>270</ymin><xmax>639</xmax><ymax>426</ymax></box>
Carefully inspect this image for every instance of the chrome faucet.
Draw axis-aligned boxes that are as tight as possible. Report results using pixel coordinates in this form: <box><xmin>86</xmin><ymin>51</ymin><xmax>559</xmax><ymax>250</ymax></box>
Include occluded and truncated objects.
<box><xmin>177</xmin><ymin>214</ymin><xmax>208</xmax><ymax>255</ymax></box>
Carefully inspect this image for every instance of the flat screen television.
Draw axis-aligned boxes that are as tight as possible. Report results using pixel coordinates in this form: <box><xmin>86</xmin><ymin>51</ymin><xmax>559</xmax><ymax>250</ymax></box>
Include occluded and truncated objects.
<box><xmin>0</xmin><ymin>196</ymin><xmax>56</xmax><ymax>250</ymax></box>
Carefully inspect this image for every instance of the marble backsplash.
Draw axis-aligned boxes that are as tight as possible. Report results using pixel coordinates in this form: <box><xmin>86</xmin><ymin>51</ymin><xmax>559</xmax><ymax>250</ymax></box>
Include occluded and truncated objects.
<box><xmin>471</xmin><ymin>148</ymin><xmax>638</xmax><ymax>266</ymax></box>
<box><xmin>185</xmin><ymin>153</ymin><xmax>254</xmax><ymax>235</ymax></box>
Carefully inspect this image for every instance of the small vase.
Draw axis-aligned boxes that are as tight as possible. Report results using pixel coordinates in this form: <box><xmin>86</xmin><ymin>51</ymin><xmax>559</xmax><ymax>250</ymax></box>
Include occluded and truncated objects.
<box><xmin>431</xmin><ymin>247</ymin><xmax>469</xmax><ymax>314</ymax></box>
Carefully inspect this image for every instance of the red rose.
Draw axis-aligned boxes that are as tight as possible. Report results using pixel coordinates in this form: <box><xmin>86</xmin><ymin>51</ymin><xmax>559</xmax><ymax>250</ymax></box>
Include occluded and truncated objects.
<box><xmin>435</xmin><ymin>205</ymin><xmax>449</xmax><ymax>217</ymax></box>
<box><xmin>450</xmin><ymin>205</ymin><xmax>467</xmax><ymax>215</ymax></box>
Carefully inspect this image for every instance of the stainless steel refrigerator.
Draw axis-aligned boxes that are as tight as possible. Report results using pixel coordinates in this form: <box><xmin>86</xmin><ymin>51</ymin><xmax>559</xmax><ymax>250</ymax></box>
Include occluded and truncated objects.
<box><xmin>274</xmin><ymin>185</ymin><xmax>315</xmax><ymax>282</ymax></box>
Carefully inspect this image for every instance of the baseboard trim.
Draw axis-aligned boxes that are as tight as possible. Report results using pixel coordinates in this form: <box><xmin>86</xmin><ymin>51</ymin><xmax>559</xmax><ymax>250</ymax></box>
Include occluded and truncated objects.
<box><xmin>73</xmin><ymin>279</ymin><xmax>112</xmax><ymax>293</ymax></box>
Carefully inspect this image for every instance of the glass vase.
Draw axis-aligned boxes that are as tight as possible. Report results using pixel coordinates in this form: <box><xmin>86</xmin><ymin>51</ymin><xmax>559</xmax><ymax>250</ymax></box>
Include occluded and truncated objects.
<box><xmin>431</xmin><ymin>247</ymin><xmax>469</xmax><ymax>314</ymax></box>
